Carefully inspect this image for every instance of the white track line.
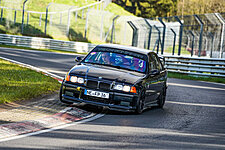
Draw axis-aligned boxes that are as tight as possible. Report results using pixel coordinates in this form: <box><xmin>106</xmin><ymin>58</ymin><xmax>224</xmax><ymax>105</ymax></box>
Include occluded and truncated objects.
<box><xmin>0</xmin><ymin>114</ymin><xmax>104</xmax><ymax>143</ymax></box>
<box><xmin>0</xmin><ymin>56</ymin><xmax>105</xmax><ymax>142</ymax></box>
<box><xmin>0</xmin><ymin>56</ymin><xmax>63</xmax><ymax>81</ymax></box>
<box><xmin>167</xmin><ymin>101</ymin><xmax>225</xmax><ymax>108</ymax></box>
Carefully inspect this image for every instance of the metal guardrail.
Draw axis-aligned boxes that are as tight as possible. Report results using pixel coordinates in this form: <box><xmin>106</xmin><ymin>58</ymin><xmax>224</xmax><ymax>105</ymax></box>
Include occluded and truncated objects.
<box><xmin>0</xmin><ymin>34</ymin><xmax>96</xmax><ymax>53</ymax></box>
<box><xmin>0</xmin><ymin>33</ymin><xmax>224</xmax><ymax>78</ymax></box>
<box><xmin>164</xmin><ymin>56</ymin><xmax>225</xmax><ymax>78</ymax></box>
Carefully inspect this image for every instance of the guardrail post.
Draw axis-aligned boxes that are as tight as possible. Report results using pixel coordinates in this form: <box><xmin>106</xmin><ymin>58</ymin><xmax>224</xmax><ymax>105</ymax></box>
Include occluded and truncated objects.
<box><xmin>175</xmin><ymin>16</ymin><xmax>183</xmax><ymax>56</ymax></box>
<box><xmin>215</xmin><ymin>13</ymin><xmax>225</xmax><ymax>58</ymax></box>
<box><xmin>171</xmin><ymin>28</ymin><xmax>176</xmax><ymax>55</ymax></box>
<box><xmin>194</xmin><ymin>15</ymin><xmax>204</xmax><ymax>57</ymax></box>
<box><xmin>158</xmin><ymin>17</ymin><xmax>166</xmax><ymax>54</ymax></box>
<box><xmin>21</xmin><ymin>0</ymin><xmax>29</xmax><ymax>33</ymax></box>
<box><xmin>127</xmin><ymin>21</ymin><xmax>138</xmax><ymax>47</ymax></box>
<box><xmin>1</xmin><ymin>8</ymin><xmax>3</xmax><ymax>22</ymax></box>
<box><xmin>189</xmin><ymin>31</ymin><xmax>195</xmax><ymax>57</ymax></box>
<box><xmin>84</xmin><ymin>7</ymin><xmax>90</xmax><ymax>39</ymax></box>
<box><xmin>45</xmin><ymin>2</ymin><xmax>53</xmax><ymax>36</ymax></box>
<box><xmin>67</xmin><ymin>6</ymin><xmax>75</xmax><ymax>36</ymax></box>
<box><xmin>144</xmin><ymin>19</ymin><xmax>152</xmax><ymax>50</ymax></box>
<box><xmin>110</xmin><ymin>15</ymin><xmax>119</xmax><ymax>43</ymax></box>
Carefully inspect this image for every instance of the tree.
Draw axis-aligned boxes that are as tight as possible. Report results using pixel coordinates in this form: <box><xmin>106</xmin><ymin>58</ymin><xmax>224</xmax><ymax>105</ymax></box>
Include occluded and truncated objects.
<box><xmin>113</xmin><ymin>0</ymin><xmax>178</xmax><ymax>18</ymax></box>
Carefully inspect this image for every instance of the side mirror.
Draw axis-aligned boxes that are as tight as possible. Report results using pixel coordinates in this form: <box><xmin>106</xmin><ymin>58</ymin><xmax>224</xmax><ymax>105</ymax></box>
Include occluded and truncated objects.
<box><xmin>149</xmin><ymin>69</ymin><xmax>160</xmax><ymax>76</ymax></box>
<box><xmin>75</xmin><ymin>56</ymin><xmax>82</xmax><ymax>62</ymax></box>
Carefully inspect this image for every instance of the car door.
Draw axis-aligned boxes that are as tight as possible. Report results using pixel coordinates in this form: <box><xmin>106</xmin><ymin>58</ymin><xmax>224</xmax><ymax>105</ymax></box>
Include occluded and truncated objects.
<box><xmin>144</xmin><ymin>53</ymin><xmax>163</xmax><ymax>103</ymax></box>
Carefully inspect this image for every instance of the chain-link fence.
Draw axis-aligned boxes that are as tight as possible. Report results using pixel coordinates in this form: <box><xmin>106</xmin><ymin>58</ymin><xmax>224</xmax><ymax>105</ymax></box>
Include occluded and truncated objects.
<box><xmin>117</xmin><ymin>13</ymin><xmax>225</xmax><ymax>58</ymax></box>
<box><xmin>0</xmin><ymin>0</ymin><xmax>111</xmax><ymax>39</ymax></box>
<box><xmin>0</xmin><ymin>0</ymin><xmax>224</xmax><ymax>58</ymax></box>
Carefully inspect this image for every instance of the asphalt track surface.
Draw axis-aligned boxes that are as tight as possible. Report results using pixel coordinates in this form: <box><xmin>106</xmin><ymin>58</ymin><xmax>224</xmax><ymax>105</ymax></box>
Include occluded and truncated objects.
<box><xmin>0</xmin><ymin>47</ymin><xmax>225</xmax><ymax>149</ymax></box>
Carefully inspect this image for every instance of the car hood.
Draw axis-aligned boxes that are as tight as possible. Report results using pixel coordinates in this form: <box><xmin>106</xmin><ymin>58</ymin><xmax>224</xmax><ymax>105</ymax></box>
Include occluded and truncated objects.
<box><xmin>69</xmin><ymin>64</ymin><xmax>144</xmax><ymax>84</ymax></box>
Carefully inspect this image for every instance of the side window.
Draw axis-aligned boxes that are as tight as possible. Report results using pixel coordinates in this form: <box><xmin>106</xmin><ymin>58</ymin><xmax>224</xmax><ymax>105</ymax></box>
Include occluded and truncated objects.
<box><xmin>148</xmin><ymin>54</ymin><xmax>157</xmax><ymax>71</ymax></box>
<box><xmin>150</xmin><ymin>53</ymin><xmax>162</xmax><ymax>71</ymax></box>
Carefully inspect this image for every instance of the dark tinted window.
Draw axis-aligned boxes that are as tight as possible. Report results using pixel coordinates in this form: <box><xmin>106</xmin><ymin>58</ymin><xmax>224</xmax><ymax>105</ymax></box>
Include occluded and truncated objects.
<box><xmin>83</xmin><ymin>48</ymin><xmax>147</xmax><ymax>73</ymax></box>
<box><xmin>149</xmin><ymin>53</ymin><xmax>162</xmax><ymax>71</ymax></box>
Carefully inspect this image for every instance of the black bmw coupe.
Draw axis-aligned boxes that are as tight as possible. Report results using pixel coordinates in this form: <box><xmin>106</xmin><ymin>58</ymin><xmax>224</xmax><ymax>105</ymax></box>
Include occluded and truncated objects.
<box><xmin>59</xmin><ymin>44</ymin><xmax>167</xmax><ymax>114</ymax></box>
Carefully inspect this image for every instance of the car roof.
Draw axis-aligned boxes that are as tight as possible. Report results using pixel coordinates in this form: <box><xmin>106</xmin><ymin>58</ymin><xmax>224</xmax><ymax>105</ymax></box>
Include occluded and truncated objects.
<box><xmin>96</xmin><ymin>44</ymin><xmax>153</xmax><ymax>55</ymax></box>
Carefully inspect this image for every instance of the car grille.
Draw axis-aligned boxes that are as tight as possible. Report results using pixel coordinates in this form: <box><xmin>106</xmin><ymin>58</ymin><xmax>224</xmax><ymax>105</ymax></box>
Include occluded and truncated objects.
<box><xmin>86</xmin><ymin>80</ymin><xmax>111</xmax><ymax>91</ymax></box>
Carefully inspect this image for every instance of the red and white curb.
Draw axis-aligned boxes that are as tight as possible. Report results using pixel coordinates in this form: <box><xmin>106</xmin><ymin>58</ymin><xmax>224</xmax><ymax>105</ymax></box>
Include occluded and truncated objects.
<box><xmin>0</xmin><ymin>56</ymin><xmax>105</xmax><ymax>142</ymax></box>
<box><xmin>0</xmin><ymin>107</ymin><xmax>103</xmax><ymax>141</ymax></box>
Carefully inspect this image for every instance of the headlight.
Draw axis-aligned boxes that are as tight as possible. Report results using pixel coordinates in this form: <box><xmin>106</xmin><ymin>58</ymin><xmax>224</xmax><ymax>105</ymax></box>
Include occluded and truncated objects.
<box><xmin>66</xmin><ymin>75</ymin><xmax>84</xmax><ymax>84</ymax></box>
<box><xmin>123</xmin><ymin>85</ymin><xmax>131</xmax><ymax>92</ymax></box>
<box><xmin>113</xmin><ymin>84</ymin><xmax>136</xmax><ymax>93</ymax></box>
<box><xmin>114</xmin><ymin>84</ymin><xmax>123</xmax><ymax>90</ymax></box>
<box><xmin>70</xmin><ymin>76</ymin><xmax>78</xmax><ymax>82</ymax></box>
<box><xmin>77</xmin><ymin>77</ymin><xmax>84</xmax><ymax>84</ymax></box>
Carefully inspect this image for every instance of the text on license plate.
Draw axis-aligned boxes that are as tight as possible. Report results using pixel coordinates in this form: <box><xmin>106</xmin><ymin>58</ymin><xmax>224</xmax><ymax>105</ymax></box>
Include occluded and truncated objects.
<box><xmin>84</xmin><ymin>89</ymin><xmax>109</xmax><ymax>99</ymax></box>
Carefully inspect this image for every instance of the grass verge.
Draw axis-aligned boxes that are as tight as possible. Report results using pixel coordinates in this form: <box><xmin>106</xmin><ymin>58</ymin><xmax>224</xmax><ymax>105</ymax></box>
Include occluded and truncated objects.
<box><xmin>168</xmin><ymin>72</ymin><xmax>225</xmax><ymax>84</ymax></box>
<box><xmin>0</xmin><ymin>59</ymin><xmax>61</xmax><ymax>104</ymax></box>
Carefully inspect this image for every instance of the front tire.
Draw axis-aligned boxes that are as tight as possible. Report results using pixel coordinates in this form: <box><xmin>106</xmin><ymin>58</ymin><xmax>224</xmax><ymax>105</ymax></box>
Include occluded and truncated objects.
<box><xmin>59</xmin><ymin>83</ymin><xmax>73</xmax><ymax>105</ymax></box>
<box><xmin>135</xmin><ymin>92</ymin><xmax>145</xmax><ymax>114</ymax></box>
<box><xmin>157</xmin><ymin>87</ymin><xmax>166</xmax><ymax>108</ymax></box>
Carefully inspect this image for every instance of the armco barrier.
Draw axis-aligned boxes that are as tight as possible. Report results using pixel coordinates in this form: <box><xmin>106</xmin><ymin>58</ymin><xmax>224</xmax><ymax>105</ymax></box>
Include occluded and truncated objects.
<box><xmin>0</xmin><ymin>33</ymin><xmax>225</xmax><ymax>78</ymax></box>
<box><xmin>0</xmin><ymin>34</ymin><xmax>96</xmax><ymax>53</ymax></box>
<box><xmin>164</xmin><ymin>56</ymin><xmax>225</xmax><ymax>78</ymax></box>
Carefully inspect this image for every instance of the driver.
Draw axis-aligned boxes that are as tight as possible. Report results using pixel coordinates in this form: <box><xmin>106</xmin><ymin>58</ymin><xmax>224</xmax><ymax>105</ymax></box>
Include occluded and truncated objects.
<box><xmin>101</xmin><ymin>52</ymin><xmax>111</xmax><ymax>65</ymax></box>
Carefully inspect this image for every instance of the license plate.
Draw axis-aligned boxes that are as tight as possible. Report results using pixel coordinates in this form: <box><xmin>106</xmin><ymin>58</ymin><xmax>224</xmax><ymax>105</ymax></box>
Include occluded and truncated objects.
<box><xmin>84</xmin><ymin>89</ymin><xmax>109</xmax><ymax>99</ymax></box>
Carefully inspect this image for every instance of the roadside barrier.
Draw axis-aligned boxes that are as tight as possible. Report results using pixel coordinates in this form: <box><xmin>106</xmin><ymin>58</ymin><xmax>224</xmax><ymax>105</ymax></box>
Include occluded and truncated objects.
<box><xmin>0</xmin><ymin>33</ymin><xmax>224</xmax><ymax>78</ymax></box>
<box><xmin>0</xmin><ymin>34</ymin><xmax>96</xmax><ymax>53</ymax></box>
<box><xmin>164</xmin><ymin>56</ymin><xmax>225</xmax><ymax>78</ymax></box>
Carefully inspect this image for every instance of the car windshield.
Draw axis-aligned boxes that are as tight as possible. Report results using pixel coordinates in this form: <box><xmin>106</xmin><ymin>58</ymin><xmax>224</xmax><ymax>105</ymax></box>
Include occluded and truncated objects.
<box><xmin>83</xmin><ymin>49</ymin><xmax>147</xmax><ymax>73</ymax></box>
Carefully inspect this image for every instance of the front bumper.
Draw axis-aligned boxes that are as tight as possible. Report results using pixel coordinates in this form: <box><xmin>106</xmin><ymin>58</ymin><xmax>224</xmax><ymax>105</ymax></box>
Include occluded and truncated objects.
<box><xmin>61</xmin><ymin>82</ymin><xmax>138</xmax><ymax>112</ymax></box>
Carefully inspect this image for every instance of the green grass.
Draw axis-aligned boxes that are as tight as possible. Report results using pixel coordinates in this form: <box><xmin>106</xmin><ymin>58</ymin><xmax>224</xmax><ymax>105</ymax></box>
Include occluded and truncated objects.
<box><xmin>164</xmin><ymin>46</ymin><xmax>190</xmax><ymax>55</ymax></box>
<box><xmin>105</xmin><ymin>3</ymin><xmax>133</xmax><ymax>16</ymax></box>
<box><xmin>0</xmin><ymin>59</ymin><xmax>60</xmax><ymax>104</ymax></box>
<box><xmin>168</xmin><ymin>72</ymin><xmax>225</xmax><ymax>84</ymax></box>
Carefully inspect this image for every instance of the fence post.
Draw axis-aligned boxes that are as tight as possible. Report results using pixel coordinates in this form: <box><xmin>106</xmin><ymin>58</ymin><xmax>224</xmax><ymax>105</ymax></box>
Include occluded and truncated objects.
<box><xmin>110</xmin><ymin>15</ymin><xmax>119</xmax><ymax>43</ymax></box>
<box><xmin>144</xmin><ymin>19</ymin><xmax>152</xmax><ymax>50</ymax></box>
<box><xmin>189</xmin><ymin>31</ymin><xmax>195</xmax><ymax>57</ymax></box>
<box><xmin>21</xmin><ymin>0</ymin><xmax>29</xmax><ymax>33</ymax></box>
<box><xmin>27</xmin><ymin>12</ymin><xmax>29</xmax><ymax>25</ymax></box>
<box><xmin>127</xmin><ymin>21</ymin><xmax>138</xmax><ymax>47</ymax></box>
<box><xmin>208</xmin><ymin>32</ymin><xmax>214</xmax><ymax>58</ymax></box>
<box><xmin>84</xmin><ymin>7</ymin><xmax>90</xmax><ymax>39</ymax></box>
<box><xmin>39</xmin><ymin>14</ymin><xmax>42</xmax><ymax>26</ymax></box>
<box><xmin>175</xmin><ymin>16</ymin><xmax>183</xmax><ymax>56</ymax></box>
<box><xmin>194</xmin><ymin>15</ymin><xmax>204</xmax><ymax>57</ymax></box>
<box><xmin>67</xmin><ymin>6</ymin><xmax>75</xmax><ymax>36</ymax></box>
<box><xmin>154</xmin><ymin>25</ymin><xmax>161</xmax><ymax>54</ymax></box>
<box><xmin>158</xmin><ymin>17</ymin><xmax>166</xmax><ymax>55</ymax></box>
<box><xmin>215</xmin><ymin>13</ymin><xmax>225</xmax><ymax>58</ymax></box>
<box><xmin>45</xmin><ymin>2</ymin><xmax>53</xmax><ymax>36</ymax></box>
<box><xmin>1</xmin><ymin>8</ymin><xmax>3</xmax><ymax>22</ymax></box>
<box><xmin>14</xmin><ymin>10</ymin><xmax>17</xmax><ymax>24</ymax></box>
<box><xmin>100</xmin><ymin>11</ymin><xmax>104</xmax><ymax>40</ymax></box>
<box><xmin>171</xmin><ymin>28</ymin><xmax>176</xmax><ymax>55</ymax></box>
